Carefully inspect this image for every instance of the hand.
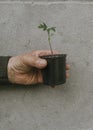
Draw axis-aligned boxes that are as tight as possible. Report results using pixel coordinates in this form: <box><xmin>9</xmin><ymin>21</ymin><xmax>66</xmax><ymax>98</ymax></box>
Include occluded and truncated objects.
<box><xmin>8</xmin><ymin>50</ymin><xmax>70</xmax><ymax>85</ymax></box>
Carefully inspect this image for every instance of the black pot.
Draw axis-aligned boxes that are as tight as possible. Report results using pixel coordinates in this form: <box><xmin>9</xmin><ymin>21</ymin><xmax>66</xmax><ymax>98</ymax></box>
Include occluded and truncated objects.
<box><xmin>40</xmin><ymin>54</ymin><xmax>67</xmax><ymax>86</ymax></box>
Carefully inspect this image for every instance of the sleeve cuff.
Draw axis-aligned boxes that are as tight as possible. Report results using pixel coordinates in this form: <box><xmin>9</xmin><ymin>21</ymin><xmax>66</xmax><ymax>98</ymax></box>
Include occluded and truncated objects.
<box><xmin>0</xmin><ymin>56</ymin><xmax>12</xmax><ymax>84</ymax></box>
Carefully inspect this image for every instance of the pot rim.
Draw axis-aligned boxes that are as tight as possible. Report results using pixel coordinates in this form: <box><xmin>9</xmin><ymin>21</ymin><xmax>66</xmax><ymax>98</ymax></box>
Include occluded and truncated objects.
<box><xmin>40</xmin><ymin>54</ymin><xmax>67</xmax><ymax>59</ymax></box>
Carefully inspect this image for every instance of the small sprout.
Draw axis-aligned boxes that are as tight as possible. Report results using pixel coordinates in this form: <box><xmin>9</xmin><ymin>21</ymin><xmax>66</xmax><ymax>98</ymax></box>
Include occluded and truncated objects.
<box><xmin>38</xmin><ymin>22</ymin><xmax>56</xmax><ymax>55</ymax></box>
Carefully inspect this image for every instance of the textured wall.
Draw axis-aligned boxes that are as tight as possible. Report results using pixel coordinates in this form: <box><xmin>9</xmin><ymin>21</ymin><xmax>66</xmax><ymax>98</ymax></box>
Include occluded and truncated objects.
<box><xmin>0</xmin><ymin>1</ymin><xmax>93</xmax><ymax>130</ymax></box>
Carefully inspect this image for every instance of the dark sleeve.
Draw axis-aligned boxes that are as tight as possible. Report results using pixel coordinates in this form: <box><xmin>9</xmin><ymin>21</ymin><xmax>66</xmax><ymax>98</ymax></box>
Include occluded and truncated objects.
<box><xmin>0</xmin><ymin>56</ymin><xmax>11</xmax><ymax>84</ymax></box>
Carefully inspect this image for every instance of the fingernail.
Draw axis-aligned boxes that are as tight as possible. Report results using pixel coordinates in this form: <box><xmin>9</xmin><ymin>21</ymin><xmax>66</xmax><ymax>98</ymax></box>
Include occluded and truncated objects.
<box><xmin>36</xmin><ymin>59</ymin><xmax>47</xmax><ymax>66</ymax></box>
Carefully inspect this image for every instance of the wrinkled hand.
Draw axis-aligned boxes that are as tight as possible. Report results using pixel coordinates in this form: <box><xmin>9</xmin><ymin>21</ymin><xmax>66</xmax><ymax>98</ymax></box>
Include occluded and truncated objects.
<box><xmin>8</xmin><ymin>50</ymin><xmax>70</xmax><ymax>85</ymax></box>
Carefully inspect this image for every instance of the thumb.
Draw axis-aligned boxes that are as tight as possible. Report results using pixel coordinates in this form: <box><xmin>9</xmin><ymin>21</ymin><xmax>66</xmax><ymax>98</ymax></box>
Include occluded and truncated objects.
<box><xmin>22</xmin><ymin>55</ymin><xmax>47</xmax><ymax>69</ymax></box>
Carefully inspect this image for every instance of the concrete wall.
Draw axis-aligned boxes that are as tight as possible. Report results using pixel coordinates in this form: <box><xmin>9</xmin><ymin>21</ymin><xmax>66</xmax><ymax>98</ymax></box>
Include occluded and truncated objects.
<box><xmin>0</xmin><ymin>1</ymin><xmax>93</xmax><ymax>130</ymax></box>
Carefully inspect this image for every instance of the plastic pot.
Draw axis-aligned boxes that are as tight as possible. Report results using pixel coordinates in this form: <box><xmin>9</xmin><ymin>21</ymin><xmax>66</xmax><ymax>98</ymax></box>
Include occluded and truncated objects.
<box><xmin>40</xmin><ymin>54</ymin><xmax>67</xmax><ymax>86</ymax></box>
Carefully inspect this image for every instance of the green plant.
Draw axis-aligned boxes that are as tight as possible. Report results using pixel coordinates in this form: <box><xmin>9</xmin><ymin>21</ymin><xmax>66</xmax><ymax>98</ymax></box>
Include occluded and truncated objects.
<box><xmin>38</xmin><ymin>22</ymin><xmax>56</xmax><ymax>55</ymax></box>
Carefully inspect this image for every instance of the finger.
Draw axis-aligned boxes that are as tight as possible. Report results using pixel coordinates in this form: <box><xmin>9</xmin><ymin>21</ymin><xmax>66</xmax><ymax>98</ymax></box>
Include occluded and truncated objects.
<box><xmin>66</xmin><ymin>64</ymin><xmax>70</xmax><ymax>70</ymax></box>
<box><xmin>66</xmin><ymin>72</ymin><xmax>69</xmax><ymax>78</ymax></box>
<box><xmin>31</xmin><ymin>50</ymin><xmax>59</xmax><ymax>57</ymax></box>
<box><xmin>22</xmin><ymin>55</ymin><xmax>47</xmax><ymax>69</ymax></box>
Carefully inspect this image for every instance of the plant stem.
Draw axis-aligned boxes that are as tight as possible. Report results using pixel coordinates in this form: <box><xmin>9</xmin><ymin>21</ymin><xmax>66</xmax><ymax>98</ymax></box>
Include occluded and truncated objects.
<box><xmin>48</xmin><ymin>32</ymin><xmax>53</xmax><ymax>55</ymax></box>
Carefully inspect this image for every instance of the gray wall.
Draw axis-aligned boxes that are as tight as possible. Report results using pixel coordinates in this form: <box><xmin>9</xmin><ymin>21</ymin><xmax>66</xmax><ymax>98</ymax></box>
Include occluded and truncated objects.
<box><xmin>0</xmin><ymin>1</ymin><xmax>93</xmax><ymax>130</ymax></box>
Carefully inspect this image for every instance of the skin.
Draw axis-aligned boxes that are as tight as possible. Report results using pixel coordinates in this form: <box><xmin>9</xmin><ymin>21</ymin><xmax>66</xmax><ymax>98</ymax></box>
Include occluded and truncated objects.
<box><xmin>8</xmin><ymin>50</ymin><xmax>70</xmax><ymax>85</ymax></box>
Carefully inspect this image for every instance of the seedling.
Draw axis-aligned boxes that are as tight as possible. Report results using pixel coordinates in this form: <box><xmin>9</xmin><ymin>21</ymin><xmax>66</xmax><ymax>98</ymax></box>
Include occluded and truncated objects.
<box><xmin>38</xmin><ymin>22</ymin><xmax>67</xmax><ymax>86</ymax></box>
<box><xmin>38</xmin><ymin>22</ymin><xmax>56</xmax><ymax>55</ymax></box>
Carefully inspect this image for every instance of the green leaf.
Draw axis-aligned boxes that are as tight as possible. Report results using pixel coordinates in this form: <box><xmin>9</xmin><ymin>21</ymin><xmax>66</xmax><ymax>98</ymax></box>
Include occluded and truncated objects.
<box><xmin>38</xmin><ymin>22</ymin><xmax>56</xmax><ymax>33</ymax></box>
<box><xmin>50</xmin><ymin>27</ymin><xmax>56</xmax><ymax>32</ymax></box>
<box><xmin>38</xmin><ymin>22</ymin><xmax>47</xmax><ymax>31</ymax></box>
<box><xmin>38</xmin><ymin>24</ymin><xmax>43</xmax><ymax>29</ymax></box>
<box><xmin>42</xmin><ymin>23</ymin><xmax>47</xmax><ymax>31</ymax></box>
